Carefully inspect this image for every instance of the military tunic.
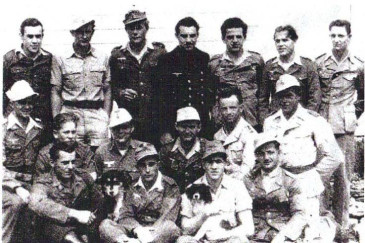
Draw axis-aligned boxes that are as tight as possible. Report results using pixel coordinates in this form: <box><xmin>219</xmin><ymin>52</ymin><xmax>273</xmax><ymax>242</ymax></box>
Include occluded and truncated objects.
<box><xmin>3</xmin><ymin>48</ymin><xmax>54</xmax><ymax>139</ymax></box>
<box><xmin>208</xmin><ymin>50</ymin><xmax>265</xmax><ymax>128</ymax></box>
<box><xmin>263</xmin><ymin>55</ymin><xmax>321</xmax><ymax>115</ymax></box>
<box><xmin>159</xmin><ymin>137</ymin><xmax>208</xmax><ymax>192</ymax></box>
<box><xmin>157</xmin><ymin>46</ymin><xmax>215</xmax><ymax>138</ymax></box>
<box><xmin>109</xmin><ymin>44</ymin><xmax>166</xmax><ymax>143</ymax></box>
<box><xmin>3</xmin><ymin>112</ymin><xmax>43</xmax><ymax>184</ymax></box>
<box><xmin>94</xmin><ymin>139</ymin><xmax>148</xmax><ymax>182</ymax></box>
<box><xmin>29</xmin><ymin>170</ymin><xmax>103</xmax><ymax>242</ymax></box>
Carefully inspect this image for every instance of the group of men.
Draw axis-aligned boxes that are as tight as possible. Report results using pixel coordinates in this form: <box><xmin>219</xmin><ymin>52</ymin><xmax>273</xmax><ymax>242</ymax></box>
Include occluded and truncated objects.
<box><xmin>2</xmin><ymin>8</ymin><xmax>363</xmax><ymax>243</ymax></box>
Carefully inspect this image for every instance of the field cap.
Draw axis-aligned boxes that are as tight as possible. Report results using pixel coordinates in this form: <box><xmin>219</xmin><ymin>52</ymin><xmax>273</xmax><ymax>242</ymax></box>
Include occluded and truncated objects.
<box><xmin>176</xmin><ymin>107</ymin><xmax>200</xmax><ymax>122</ymax></box>
<box><xmin>6</xmin><ymin>80</ymin><xmax>38</xmax><ymax>101</ymax></box>
<box><xmin>275</xmin><ymin>74</ymin><xmax>300</xmax><ymax>94</ymax></box>
<box><xmin>123</xmin><ymin>10</ymin><xmax>147</xmax><ymax>25</ymax></box>
<box><xmin>203</xmin><ymin>141</ymin><xmax>227</xmax><ymax>160</ymax></box>
<box><xmin>109</xmin><ymin>108</ymin><xmax>132</xmax><ymax>128</ymax></box>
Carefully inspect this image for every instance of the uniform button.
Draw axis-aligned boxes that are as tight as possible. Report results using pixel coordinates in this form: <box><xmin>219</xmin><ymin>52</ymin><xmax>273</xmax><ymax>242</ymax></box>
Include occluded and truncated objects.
<box><xmin>34</xmin><ymin>75</ymin><xmax>37</xmax><ymax>78</ymax></box>
<box><xmin>268</xmin><ymin>219</ymin><xmax>272</xmax><ymax>223</ymax></box>
<box><xmin>188</xmin><ymin>103</ymin><xmax>191</xmax><ymax>106</ymax></box>
<box><xmin>140</xmin><ymin>82</ymin><xmax>144</xmax><ymax>85</ymax></box>
<box><xmin>189</xmin><ymin>95</ymin><xmax>192</xmax><ymax>98</ymax></box>
<box><xmin>188</xmin><ymin>87</ymin><xmax>192</xmax><ymax>90</ymax></box>
<box><xmin>201</xmin><ymin>94</ymin><xmax>204</xmax><ymax>97</ymax></box>
<box><xmin>188</xmin><ymin>80</ymin><xmax>191</xmax><ymax>83</ymax></box>
<box><xmin>201</xmin><ymin>101</ymin><xmax>204</xmax><ymax>105</ymax></box>
<box><xmin>141</xmin><ymin>93</ymin><xmax>145</xmax><ymax>97</ymax></box>
<box><xmin>266</xmin><ymin>212</ymin><xmax>271</xmax><ymax>218</ymax></box>
<box><xmin>185</xmin><ymin>172</ymin><xmax>189</xmax><ymax>176</ymax></box>
<box><xmin>201</xmin><ymin>79</ymin><xmax>203</xmax><ymax>81</ymax></box>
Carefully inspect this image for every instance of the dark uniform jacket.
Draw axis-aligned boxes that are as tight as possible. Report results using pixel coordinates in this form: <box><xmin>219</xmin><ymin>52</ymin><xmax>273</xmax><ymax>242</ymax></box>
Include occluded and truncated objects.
<box><xmin>94</xmin><ymin>139</ymin><xmax>148</xmax><ymax>182</ymax></box>
<box><xmin>109</xmin><ymin>44</ymin><xmax>166</xmax><ymax>143</ymax></box>
<box><xmin>29</xmin><ymin>170</ymin><xmax>104</xmax><ymax>242</ymax></box>
<box><xmin>157</xmin><ymin>46</ymin><xmax>214</xmax><ymax>138</ymax></box>
<box><xmin>35</xmin><ymin>142</ymin><xmax>95</xmax><ymax>177</ymax></box>
<box><xmin>208</xmin><ymin>51</ymin><xmax>265</xmax><ymax>128</ymax></box>
<box><xmin>3</xmin><ymin>114</ymin><xmax>43</xmax><ymax>184</ymax></box>
<box><xmin>263</xmin><ymin>56</ymin><xmax>321</xmax><ymax>116</ymax></box>
<box><xmin>3</xmin><ymin>49</ymin><xmax>53</xmax><ymax>136</ymax></box>
<box><xmin>159</xmin><ymin>137</ymin><xmax>208</xmax><ymax>193</ymax></box>
<box><xmin>119</xmin><ymin>172</ymin><xmax>180</xmax><ymax>232</ymax></box>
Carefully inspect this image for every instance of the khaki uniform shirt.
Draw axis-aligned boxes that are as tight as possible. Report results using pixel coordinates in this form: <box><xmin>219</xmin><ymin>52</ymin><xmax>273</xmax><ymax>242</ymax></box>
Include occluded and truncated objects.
<box><xmin>315</xmin><ymin>53</ymin><xmax>364</xmax><ymax>134</ymax></box>
<box><xmin>214</xmin><ymin>117</ymin><xmax>257</xmax><ymax>180</ymax></box>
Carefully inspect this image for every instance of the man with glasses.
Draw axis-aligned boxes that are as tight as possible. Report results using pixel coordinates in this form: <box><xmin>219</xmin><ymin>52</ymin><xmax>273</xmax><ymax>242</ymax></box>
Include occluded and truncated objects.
<box><xmin>51</xmin><ymin>18</ymin><xmax>111</xmax><ymax>150</ymax></box>
<box><xmin>109</xmin><ymin>10</ymin><xmax>166</xmax><ymax>144</ymax></box>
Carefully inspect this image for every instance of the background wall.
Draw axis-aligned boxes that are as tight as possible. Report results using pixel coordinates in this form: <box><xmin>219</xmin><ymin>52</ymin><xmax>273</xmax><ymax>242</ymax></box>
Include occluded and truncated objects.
<box><xmin>1</xmin><ymin>0</ymin><xmax>364</xmax><ymax>61</ymax></box>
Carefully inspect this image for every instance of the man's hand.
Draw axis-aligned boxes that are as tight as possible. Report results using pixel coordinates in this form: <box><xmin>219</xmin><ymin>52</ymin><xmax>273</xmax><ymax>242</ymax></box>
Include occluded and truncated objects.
<box><xmin>68</xmin><ymin>209</ymin><xmax>96</xmax><ymax>225</ymax></box>
<box><xmin>121</xmin><ymin>89</ymin><xmax>138</xmax><ymax>101</ymax></box>
<box><xmin>134</xmin><ymin>226</ymin><xmax>154</xmax><ymax>243</ymax></box>
<box><xmin>116</xmin><ymin>234</ymin><xmax>140</xmax><ymax>243</ymax></box>
<box><xmin>15</xmin><ymin>187</ymin><xmax>30</xmax><ymax>203</ymax></box>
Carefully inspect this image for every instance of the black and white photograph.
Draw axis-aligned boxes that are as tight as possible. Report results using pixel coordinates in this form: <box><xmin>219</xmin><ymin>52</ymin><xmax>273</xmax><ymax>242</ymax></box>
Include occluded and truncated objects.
<box><xmin>1</xmin><ymin>0</ymin><xmax>364</xmax><ymax>242</ymax></box>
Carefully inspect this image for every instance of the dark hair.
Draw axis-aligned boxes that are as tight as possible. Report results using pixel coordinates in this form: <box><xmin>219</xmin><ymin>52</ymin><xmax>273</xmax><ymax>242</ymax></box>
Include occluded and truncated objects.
<box><xmin>329</xmin><ymin>19</ymin><xmax>351</xmax><ymax>35</ymax></box>
<box><xmin>274</xmin><ymin>25</ymin><xmax>298</xmax><ymax>41</ymax></box>
<box><xmin>175</xmin><ymin>17</ymin><xmax>200</xmax><ymax>35</ymax></box>
<box><xmin>53</xmin><ymin>113</ymin><xmax>78</xmax><ymax>131</ymax></box>
<box><xmin>20</xmin><ymin>18</ymin><xmax>44</xmax><ymax>36</ymax></box>
<box><xmin>218</xmin><ymin>85</ymin><xmax>243</xmax><ymax>104</ymax></box>
<box><xmin>221</xmin><ymin>17</ymin><xmax>248</xmax><ymax>39</ymax></box>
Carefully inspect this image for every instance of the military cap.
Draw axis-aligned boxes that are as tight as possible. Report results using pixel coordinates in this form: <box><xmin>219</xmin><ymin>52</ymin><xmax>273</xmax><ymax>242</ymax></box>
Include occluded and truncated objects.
<box><xmin>275</xmin><ymin>74</ymin><xmax>300</xmax><ymax>94</ymax></box>
<box><xmin>109</xmin><ymin>108</ymin><xmax>132</xmax><ymax>128</ymax></box>
<box><xmin>123</xmin><ymin>10</ymin><xmax>147</xmax><ymax>25</ymax></box>
<box><xmin>176</xmin><ymin>107</ymin><xmax>200</xmax><ymax>122</ymax></box>
<box><xmin>6</xmin><ymin>80</ymin><xmax>38</xmax><ymax>101</ymax></box>
<box><xmin>254</xmin><ymin>132</ymin><xmax>280</xmax><ymax>153</ymax></box>
<box><xmin>135</xmin><ymin>143</ymin><xmax>159</xmax><ymax>163</ymax></box>
<box><xmin>202</xmin><ymin>141</ymin><xmax>227</xmax><ymax>160</ymax></box>
<box><xmin>70</xmin><ymin>17</ymin><xmax>95</xmax><ymax>31</ymax></box>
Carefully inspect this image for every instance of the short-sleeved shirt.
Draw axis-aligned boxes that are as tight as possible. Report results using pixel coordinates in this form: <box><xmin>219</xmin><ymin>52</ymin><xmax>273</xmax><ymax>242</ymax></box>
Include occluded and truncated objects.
<box><xmin>315</xmin><ymin>53</ymin><xmax>364</xmax><ymax>134</ymax></box>
<box><xmin>51</xmin><ymin>47</ymin><xmax>110</xmax><ymax>102</ymax></box>
<box><xmin>214</xmin><ymin>117</ymin><xmax>257</xmax><ymax>180</ymax></box>
<box><xmin>181</xmin><ymin>174</ymin><xmax>252</xmax><ymax>219</ymax></box>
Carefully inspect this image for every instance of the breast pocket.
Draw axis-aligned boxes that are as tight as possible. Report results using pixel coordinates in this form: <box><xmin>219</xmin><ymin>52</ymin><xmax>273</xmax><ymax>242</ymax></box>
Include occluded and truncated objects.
<box><xmin>10</xmin><ymin>66</ymin><xmax>28</xmax><ymax>79</ymax></box>
<box><xmin>89</xmin><ymin>65</ymin><xmax>106</xmax><ymax>86</ymax></box>
<box><xmin>64</xmin><ymin>67</ymin><xmax>82</xmax><ymax>89</ymax></box>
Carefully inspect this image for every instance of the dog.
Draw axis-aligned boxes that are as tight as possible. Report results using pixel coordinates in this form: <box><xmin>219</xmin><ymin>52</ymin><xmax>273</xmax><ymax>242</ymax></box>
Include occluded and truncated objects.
<box><xmin>185</xmin><ymin>183</ymin><xmax>237</xmax><ymax>241</ymax></box>
<box><xmin>98</xmin><ymin>169</ymin><xmax>131</xmax><ymax>221</ymax></box>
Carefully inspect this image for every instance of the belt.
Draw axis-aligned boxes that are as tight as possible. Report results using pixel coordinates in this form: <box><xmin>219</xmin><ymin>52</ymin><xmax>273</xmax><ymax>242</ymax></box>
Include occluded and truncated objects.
<box><xmin>282</xmin><ymin>162</ymin><xmax>317</xmax><ymax>174</ymax></box>
<box><xmin>63</xmin><ymin>100</ymin><xmax>103</xmax><ymax>109</ymax></box>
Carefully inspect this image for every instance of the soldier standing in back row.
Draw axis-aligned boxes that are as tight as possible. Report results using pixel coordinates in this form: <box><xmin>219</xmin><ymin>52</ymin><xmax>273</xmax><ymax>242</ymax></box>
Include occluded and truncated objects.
<box><xmin>157</xmin><ymin>17</ymin><xmax>215</xmax><ymax>141</ymax></box>
<box><xmin>209</xmin><ymin>17</ymin><xmax>265</xmax><ymax>132</ymax></box>
<box><xmin>109</xmin><ymin>10</ymin><xmax>166</xmax><ymax>145</ymax></box>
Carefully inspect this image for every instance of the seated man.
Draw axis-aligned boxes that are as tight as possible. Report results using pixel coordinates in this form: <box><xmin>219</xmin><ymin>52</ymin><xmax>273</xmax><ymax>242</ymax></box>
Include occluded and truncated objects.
<box><xmin>29</xmin><ymin>148</ymin><xmax>103</xmax><ymax>243</ymax></box>
<box><xmin>3</xmin><ymin>80</ymin><xmax>43</xmax><ymax>186</ymax></box>
<box><xmin>178</xmin><ymin>141</ymin><xmax>254</xmax><ymax>243</ymax></box>
<box><xmin>160</xmin><ymin>107</ymin><xmax>209</xmax><ymax>193</ymax></box>
<box><xmin>36</xmin><ymin>112</ymin><xmax>96</xmax><ymax>179</ymax></box>
<box><xmin>247</xmin><ymin>133</ymin><xmax>336</xmax><ymax>242</ymax></box>
<box><xmin>99</xmin><ymin>143</ymin><xmax>181</xmax><ymax>243</ymax></box>
<box><xmin>95</xmin><ymin>108</ymin><xmax>147</xmax><ymax>182</ymax></box>
<box><xmin>214</xmin><ymin>86</ymin><xmax>257</xmax><ymax>181</ymax></box>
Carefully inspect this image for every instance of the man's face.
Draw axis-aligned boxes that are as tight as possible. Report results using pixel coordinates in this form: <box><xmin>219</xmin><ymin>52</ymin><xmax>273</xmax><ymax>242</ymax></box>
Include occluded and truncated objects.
<box><xmin>72</xmin><ymin>24</ymin><xmax>94</xmax><ymax>47</ymax></box>
<box><xmin>126</xmin><ymin>21</ymin><xmax>148</xmax><ymax>45</ymax></box>
<box><xmin>111</xmin><ymin>123</ymin><xmax>134</xmax><ymax>146</ymax></box>
<box><xmin>277</xmin><ymin>88</ymin><xmax>300</xmax><ymax>116</ymax></box>
<box><xmin>176</xmin><ymin>120</ymin><xmax>201</xmax><ymax>143</ymax></box>
<box><xmin>219</xmin><ymin>95</ymin><xmax>242</xmax><ymax>126</ymax></box>
<box><xmin>176</xmin><ymin>26</ymin><xmax>198</xmax><ymax>51</ymax></box>
<box><xmin>54</xmin><ymin>121</ymin><xmax>77</xmax><ymax>147</ymax></box>
<box><xmin>255</xmin><ymin>143</ymin><xmax>280</xmax><ymax>172</ymax></box>
<box><xmin>203</xmin><ymin>155</ymin><xmax>226</xmax><ymax>181</ymax></box>
<box><xmin>330</xmin><ymin>26</ymin><xmax>351</xmax><ymax>52</ymax></box>
<box><xmin>137</xmin><ymin>157</ymin><xmax>159</xmax><ymax>183</ymax></box>
<box><xmin>223</xmin><ymin>28</ymin><xmax>244</xmax><ymax>54</ymax></box>
<box><xmin>21</xmin><ymin>26</ymin><xmax>43</xmax><ymax>55</ymax></box>
<box><xmin>55</xmin><ymin>151</ymin><xmax>76</xmax><ymax>180</ymax></box>
<box><xmin>13</xmin><ymin>96</ymin><xmax>34</xmax><ymax>119</ymax></box>
<box><xmin>274</xmin><ymin>31</ymin><xmax>295</xmax><ymax>57</ymax></box>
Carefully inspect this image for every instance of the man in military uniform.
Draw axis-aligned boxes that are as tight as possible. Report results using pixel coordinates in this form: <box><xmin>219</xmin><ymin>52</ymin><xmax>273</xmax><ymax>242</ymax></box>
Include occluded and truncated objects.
<box><xmin>315</xmin><ymin>20</ymin><xmax>364</xmax><ymax>231</ymax></box>
<box><xmin>247</xmin><ymin>133</ymin><xmax>336</xmax><ymax>242</ymax></box>
<box><xmin>3</xmin><ymin>18</ymin><xmax>54</xmax><ymax>144</ymax></box>
<box><xmin>29</xmin><ymin>148</ymin><xmax>103</xmax><ymax>242</ymax></box>
<box><xmin>51</xmin><ymin>18</ymin><xmax>111</xmax><ymax>149</ymax></box>
<box><xmin>177</xmin><ymin>141</ymin><xmax>254</xmax><ymax>243</ymax></box>
<box><xmin>94</xmin><ymin>108</ymin><xmax>149</xmax><ymax>183</ymax></box>
<box><xmin>3</xmin><ymin>80</ymin><xmax>43</xmax><ymax>186</ymax></box>
<box><xmin>159</xmin><ymin>107</ymin><xmax>208</xmax><ymax>193</ymax></box>
<box><xmin>208</xmin><ymin>17</ymin><xmax>265</xmax><ymax>131</ymax></box>
<box><xmin>214</xmin><ymin>86</ymin><xmax>256</xmax><ymax>181</ymax></box>
<box><xmin>157</xmin><ymin>17</ymin><xmax>214</xmax><ymax>140</ymax></box>
<box><xmin>99</xmin><ymin>143</ymin><xmax>181</xmax><ymax>243</ymax></box>
<box><xmin>263</xmin><ymin>25</ymin><xmax>321</xmax><ymax>115</ymax></box>
<box><xmin>35</xmin><ymin>112</ymin><xmax>96</xmax><ymax>179</ymax></box>
<box><xmin>109</xmin><ymin>10</ymin><xmax>166</xmax><ymax>144</ymax></box>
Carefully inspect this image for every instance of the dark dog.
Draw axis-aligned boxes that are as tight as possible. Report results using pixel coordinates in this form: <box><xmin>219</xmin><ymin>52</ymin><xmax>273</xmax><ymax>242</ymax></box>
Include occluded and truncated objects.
<box><xmin>185</xmin><ymin>183</ymin><xmax>212</xmax><ymax>204</ymax></box>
